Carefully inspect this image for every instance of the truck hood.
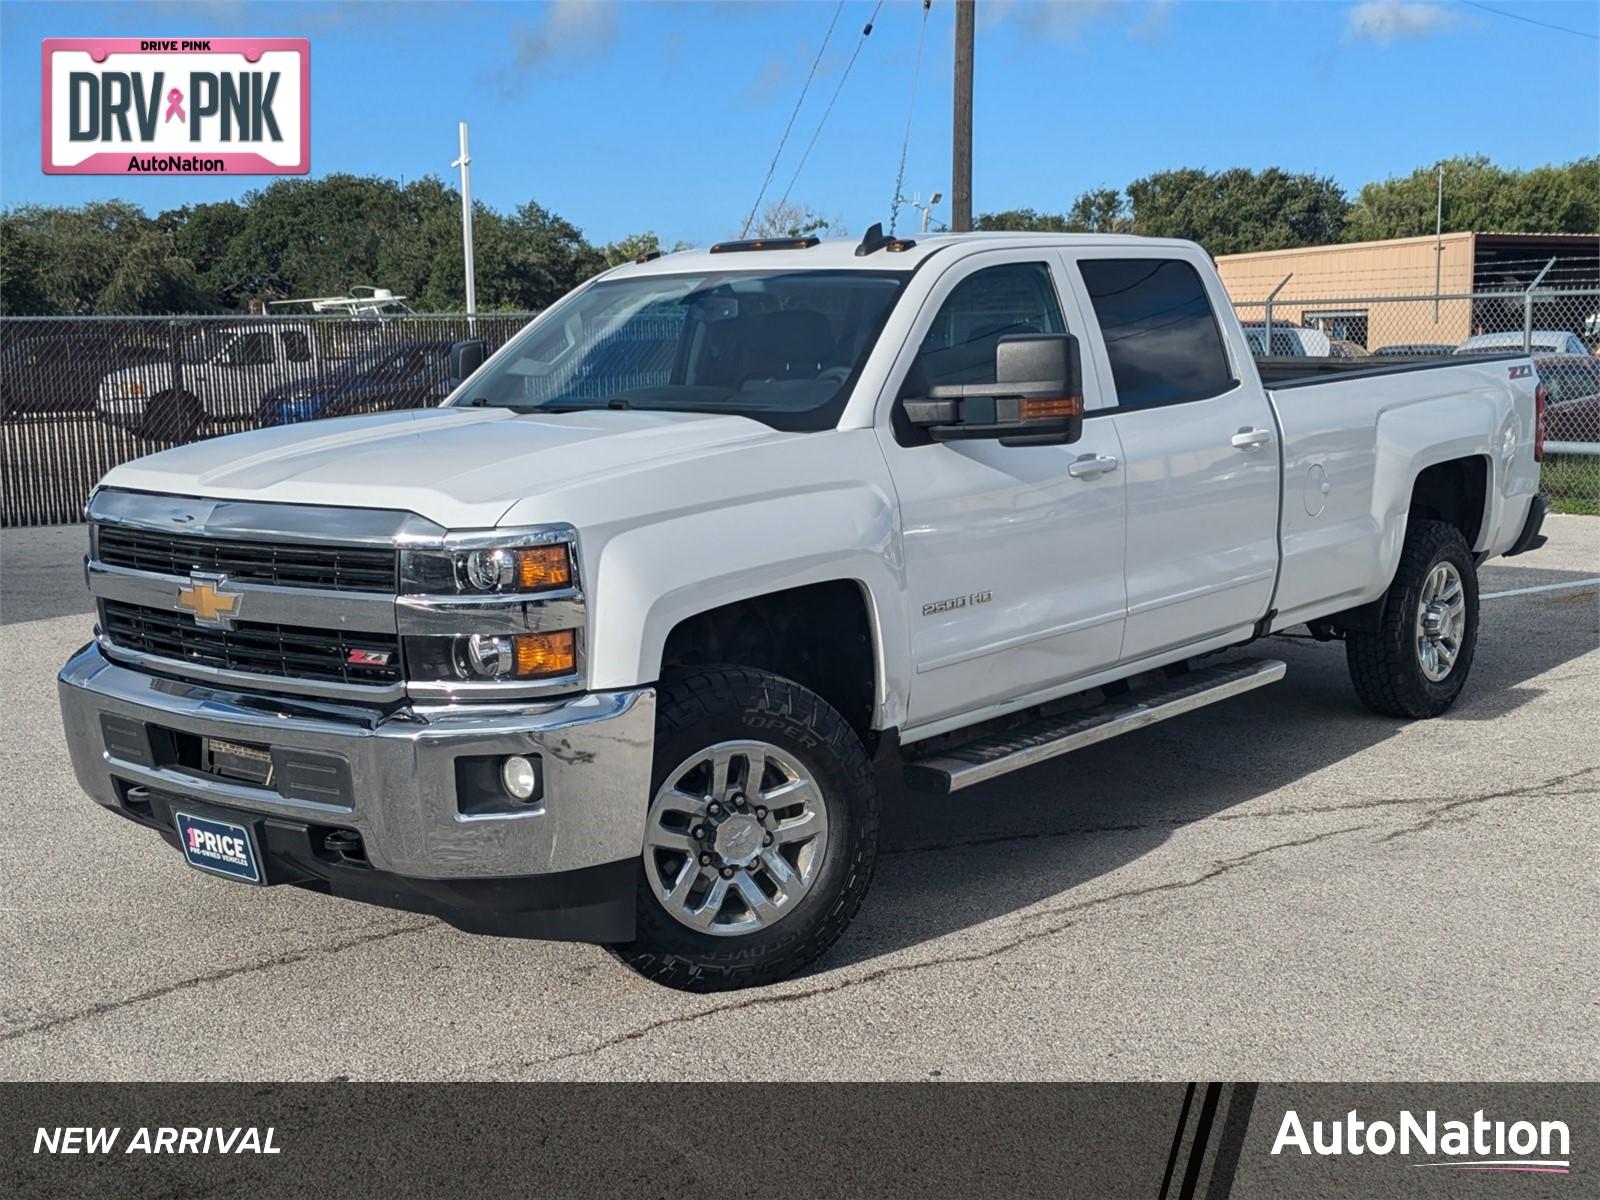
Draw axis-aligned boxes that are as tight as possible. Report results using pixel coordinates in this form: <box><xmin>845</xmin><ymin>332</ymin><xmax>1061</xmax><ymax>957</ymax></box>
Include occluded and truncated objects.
<box><xmin>99</xmin><ymin>406</ymin><xmax>797</xmax><ymax>529</ymax></box>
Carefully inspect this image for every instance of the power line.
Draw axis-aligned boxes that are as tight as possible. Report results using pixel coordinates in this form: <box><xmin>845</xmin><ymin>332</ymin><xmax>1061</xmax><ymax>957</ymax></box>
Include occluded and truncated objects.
<box><xmin>739</xmin><ymin>2</ymin><xmax>846</xmax><ymax>237</ymax></box>
<box><xmin>889</xmin><ymin>0</ymin><xmax>933</xmax><ymax>236</ymax></box>
<box><xmin>775</xmin><ymin>0</ymin><xmax>886</xmax><ymax>217</ymax></box>
<box><xmin>1458</xmin><ymin>0</ymin><xmax>1600</xmax><ymax>41</ymax></box>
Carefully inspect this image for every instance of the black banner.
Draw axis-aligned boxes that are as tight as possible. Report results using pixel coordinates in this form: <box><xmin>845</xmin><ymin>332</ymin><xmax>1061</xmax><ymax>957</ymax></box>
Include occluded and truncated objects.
<box><xmin>3</xmin><ymin>1083</ymin><xmax>1594</xmax><ymax>1198</ymax></box>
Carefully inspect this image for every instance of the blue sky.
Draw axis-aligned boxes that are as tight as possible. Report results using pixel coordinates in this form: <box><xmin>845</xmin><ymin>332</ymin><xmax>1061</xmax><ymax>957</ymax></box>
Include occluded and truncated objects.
<box><xmin>3</xmin><ymin>0</ymin><xmax>1597</xmax><ymax>246</ymax></box>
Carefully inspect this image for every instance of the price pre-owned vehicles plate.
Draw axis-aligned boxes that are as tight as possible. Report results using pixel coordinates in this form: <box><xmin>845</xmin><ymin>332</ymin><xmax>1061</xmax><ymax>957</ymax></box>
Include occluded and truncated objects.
<box><xmin>174</xmin><ymin>811</ymin><xmax>261</xmax><ymax>884</ymax></box>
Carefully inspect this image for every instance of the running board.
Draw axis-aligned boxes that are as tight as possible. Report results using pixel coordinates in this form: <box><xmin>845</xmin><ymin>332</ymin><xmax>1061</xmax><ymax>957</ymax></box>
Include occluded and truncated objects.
<box><xmin>902</xmin><ymin>658</ymin><xmax>1287</xmax><ymax>795</ymax></box>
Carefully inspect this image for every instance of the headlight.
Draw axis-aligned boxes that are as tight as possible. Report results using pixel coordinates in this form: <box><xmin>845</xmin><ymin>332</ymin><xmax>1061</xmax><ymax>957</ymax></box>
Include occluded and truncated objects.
<box><xmin>404</xmin><ymin>630</ymin><xmax>578</xmax><ymax>682</ymax></box>
<box><xmin>461</xmin><ymin>545</ymin><xmax>571</xmax><ymax>591</ymax></box>
<box><xmin>401</xmin><ymin>534</ymin><xmax>575</xmax><ymax>595</ymax></box>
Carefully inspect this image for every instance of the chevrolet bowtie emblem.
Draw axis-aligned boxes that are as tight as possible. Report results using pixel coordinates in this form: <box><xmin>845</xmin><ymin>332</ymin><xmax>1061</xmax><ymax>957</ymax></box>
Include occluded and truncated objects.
<box><xmin>177</xmin><ymin>574</ymin><xmax>242</xmax><ymax>627</ymax></box>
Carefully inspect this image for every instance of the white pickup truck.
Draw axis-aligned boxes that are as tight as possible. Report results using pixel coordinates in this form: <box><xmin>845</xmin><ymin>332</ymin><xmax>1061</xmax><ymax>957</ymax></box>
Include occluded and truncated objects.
<box><xmin>97</xmin><ymin>322</ymin><xmax>325</xmax><ymax>443</ymax></box>
<box><xmin>59</xmin><ymin>231</ymin><xmax>1548</xmax><ymax>992</ymax></box>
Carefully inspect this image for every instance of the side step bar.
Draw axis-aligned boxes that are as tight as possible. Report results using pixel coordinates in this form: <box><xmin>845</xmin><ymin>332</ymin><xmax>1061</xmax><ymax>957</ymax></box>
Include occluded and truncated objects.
<box><xmin>903</xmin><ymin>657</ymin><xmax>1287</xmax><ymax>795</ymax></box>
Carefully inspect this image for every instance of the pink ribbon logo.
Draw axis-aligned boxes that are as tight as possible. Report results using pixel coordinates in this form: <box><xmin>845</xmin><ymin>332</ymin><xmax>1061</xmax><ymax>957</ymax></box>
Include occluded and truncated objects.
<box><xmin>164</xmin><ymin>87</ymin><xmax>185</xmax><ymax>123</ymax></box>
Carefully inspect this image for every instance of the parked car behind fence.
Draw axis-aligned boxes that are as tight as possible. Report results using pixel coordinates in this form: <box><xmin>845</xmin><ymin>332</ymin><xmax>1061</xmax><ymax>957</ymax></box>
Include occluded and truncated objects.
<box><xmin>1</xmin><ymin>314</ymin><xmax>535</xmax><ymax>525</ymax></box>
<box><xmin>257</xmin><ymin>339</ymin><xmax>456</xmax><ymax>426</ymax></box>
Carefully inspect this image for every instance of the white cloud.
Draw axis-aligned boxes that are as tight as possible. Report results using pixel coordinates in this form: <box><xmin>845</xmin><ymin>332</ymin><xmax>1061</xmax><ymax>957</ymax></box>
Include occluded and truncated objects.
<box><xmin>1345</xmin><ymin>1</ymin><xmax>1456</xmax><ymax>45</ymax></box>
<box><xmin>512</xmin><ymin>0</ymin><xmax>619</xmax><ymax>69</ymax></box>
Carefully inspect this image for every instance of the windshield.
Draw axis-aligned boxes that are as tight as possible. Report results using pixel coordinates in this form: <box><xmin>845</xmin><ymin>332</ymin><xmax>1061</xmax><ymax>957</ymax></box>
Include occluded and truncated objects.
<box><xmin>452</xmin><ymin>269</ymin><xmax>908</xmax><ymax>431</ymax></box>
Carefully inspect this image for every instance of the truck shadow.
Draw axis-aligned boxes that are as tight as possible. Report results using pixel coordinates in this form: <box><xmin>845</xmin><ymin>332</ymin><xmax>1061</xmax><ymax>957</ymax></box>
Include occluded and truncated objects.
<box><xmin>816</xmin><ymin>566</ymin><xmax>1598</xmax><ymax>973</ymax></box>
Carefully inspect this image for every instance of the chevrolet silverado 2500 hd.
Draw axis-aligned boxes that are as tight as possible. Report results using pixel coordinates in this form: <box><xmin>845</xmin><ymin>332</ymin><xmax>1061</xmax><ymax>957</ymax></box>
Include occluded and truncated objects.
<box><xmin>59</xmin><ymin>232</ymin><xmax>1548</xmax><ymax>991</ymax></box>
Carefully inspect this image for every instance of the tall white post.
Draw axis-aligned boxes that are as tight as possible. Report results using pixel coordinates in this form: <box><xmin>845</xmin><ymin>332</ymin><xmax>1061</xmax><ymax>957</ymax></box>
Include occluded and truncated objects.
<box><xmin>452</xmin><ymin>122</ymin><xmax>477</xmax><ymax>315</ymax></box>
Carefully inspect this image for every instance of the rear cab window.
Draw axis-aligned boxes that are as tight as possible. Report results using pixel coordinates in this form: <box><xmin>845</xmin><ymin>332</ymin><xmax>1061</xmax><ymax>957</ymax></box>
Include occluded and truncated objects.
<box><xmin>1075</xmin><ymin>257</ymin><xmax>1235</xmax><ymax>409</ymax></box>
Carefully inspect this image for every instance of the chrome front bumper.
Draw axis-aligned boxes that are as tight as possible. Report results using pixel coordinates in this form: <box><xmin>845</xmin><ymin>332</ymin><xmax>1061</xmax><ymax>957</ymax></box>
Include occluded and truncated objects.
<box><xmin>58</xmin><ymin>642</ymin><xmax>655</xmax><ymax>881</ymax></box>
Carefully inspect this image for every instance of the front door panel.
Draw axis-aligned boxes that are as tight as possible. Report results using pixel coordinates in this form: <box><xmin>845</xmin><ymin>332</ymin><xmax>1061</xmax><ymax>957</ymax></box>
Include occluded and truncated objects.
<box><xmin>878</xmin><ymin>254</ymin><xmax>1128</xmax><ymax>734</ymax></box>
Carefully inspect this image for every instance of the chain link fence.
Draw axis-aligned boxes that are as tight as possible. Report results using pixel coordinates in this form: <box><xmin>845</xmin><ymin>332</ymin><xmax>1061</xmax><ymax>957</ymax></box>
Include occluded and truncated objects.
<box><xmin>1</xmin><ymin>314</ymin><xmax>536</xmax><ymax>525</ymax></box>
<box><xmin>4</xmin><ymin>293</ymin><xmax>1599</xmax><ymax>525</ymax></box>
<box><xmin>1231</xmin><ymin>286</ymin><xmax>1600</xmax><ymax>514</ymax></box>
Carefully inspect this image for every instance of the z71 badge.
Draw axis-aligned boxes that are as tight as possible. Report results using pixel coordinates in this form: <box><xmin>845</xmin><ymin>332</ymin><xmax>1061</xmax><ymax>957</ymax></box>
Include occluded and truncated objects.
<box><xmin>923</xmin><ymin>591</ymin><xmax>993</xmax><ymax>616</ymax></box>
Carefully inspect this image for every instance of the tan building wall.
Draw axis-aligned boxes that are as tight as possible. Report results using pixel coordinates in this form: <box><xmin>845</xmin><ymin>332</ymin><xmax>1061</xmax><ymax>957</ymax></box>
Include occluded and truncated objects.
<box><xmin>1217</xmin><ymin>233</ymin><xmax>1478</xmax><ymax>349</ymax></box>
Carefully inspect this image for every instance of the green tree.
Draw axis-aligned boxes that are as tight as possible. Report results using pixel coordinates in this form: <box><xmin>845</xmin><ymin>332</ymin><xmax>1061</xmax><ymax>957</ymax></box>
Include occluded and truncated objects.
<box><xmin>1344</xmin><ymin>156</ymin><xmax>1598</xmax><ymax>241</ymax></box>
<box><xmin>1067</xmin><ymin>188</ymin><xmax>1132</xmax><ymax>233</ymax></box>
<box><xmin>95</xmin><ymin>233</ymin><xmax>210</xmax><ymax>314</ymax></box>
<box><xmin>1126</xmin><ymin>167</ymin><xmax>1349</xmax><ymax>254</ymax></box>
<box><xmin>974</xmin><ymin>207</ymin><xmax>1075</xmax><ymax>232</ymax></box>
<box><xmin>0</xmin><ymin>201</ymin><xmax>155</xmax><ymax>313</ymax></box>
<box><xmin>748</xmin><ymin>201</ymin><xmax>847</xmax><ymax>240</ymax></box>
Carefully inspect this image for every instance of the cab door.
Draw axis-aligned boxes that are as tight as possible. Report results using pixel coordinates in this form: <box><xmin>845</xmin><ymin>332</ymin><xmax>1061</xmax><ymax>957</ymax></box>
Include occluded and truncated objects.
<box><xmin>1064</xmin><ymin>252</ymin><xmax>1281</xmax><ymax>662</ymax></box>
<box><xmin>876</xmin><ymin>252</ymin><xmax>1128</xmax><ymax>736</ymax></box>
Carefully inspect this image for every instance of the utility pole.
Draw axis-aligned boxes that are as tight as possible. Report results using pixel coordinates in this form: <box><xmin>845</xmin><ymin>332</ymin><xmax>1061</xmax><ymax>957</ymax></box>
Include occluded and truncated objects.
<box><xmin>951</xmin><ymin>0</ymin><xmax>974</xmax><ymax>232</ymax></box>
<box><xmin>452</xmin><ymin>122</ymin><xmax>478</xmax><ymax>315</ymax></box>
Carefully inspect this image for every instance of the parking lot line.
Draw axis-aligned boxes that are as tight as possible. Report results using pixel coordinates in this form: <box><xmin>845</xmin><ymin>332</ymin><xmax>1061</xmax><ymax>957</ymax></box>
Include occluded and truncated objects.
<box><xmin>1480</xmin><ymin>577</ymin><xmax>1600</xmax><ymax>600</ymax></box>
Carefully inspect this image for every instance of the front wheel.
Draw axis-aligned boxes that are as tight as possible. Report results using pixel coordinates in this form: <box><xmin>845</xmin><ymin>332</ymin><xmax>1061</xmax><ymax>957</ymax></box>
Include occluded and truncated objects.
<box><xmin>1345</xmin><ymin>518</ymin><xmax>1480</xmax><ymax>718</ymax></box>
<box><xmin>610</xmin><ymin>667</ymin><xmax>879</xmax><ymax>992</ymax></box>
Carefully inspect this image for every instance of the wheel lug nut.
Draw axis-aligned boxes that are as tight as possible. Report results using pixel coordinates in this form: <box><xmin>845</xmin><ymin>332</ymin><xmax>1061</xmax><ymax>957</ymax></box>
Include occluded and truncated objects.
<box><xmin>699</xmin><ymin>852</ymin><xmax>712</xmax><ymax>866</ymax></box>
<box><xmin>755</xmin><ymin>806</ymin><xmax>767</xmax><ymax>820</ymax></box>
<box><xmin>732</xmin><ymin>792</ymin><xmax>747</xmax><ymax>809</ymax></box>
<box><xmin>720</xmin><ymin>866</ymin><xmax>735</xmax><ymax>879</ymax></box>
<box><xmin>707</xmin><ymin>802</ymin><xmax>722</xmax><ymax>817</ymax></box>
<box><xmin>763</xmin><ymin>833</ymin><xmax>773</xmax><ymax>846</ymax></box>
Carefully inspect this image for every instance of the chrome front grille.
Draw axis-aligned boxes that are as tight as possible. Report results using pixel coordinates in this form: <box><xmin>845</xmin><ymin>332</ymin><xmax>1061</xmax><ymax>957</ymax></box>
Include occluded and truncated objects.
<box><xmin>85</xmin><ymin>490</ymin><xmax>586</xmax><ymax>702</ymax></box>
<box><xmin>101</xmin><ymin>599</ymin><xmax>402</xmax><ymax>688</ymax></box>
<box><xmin>96</xmin><ymin>525</ymin><xmax>397</xmax><ymax>593</ymax></box>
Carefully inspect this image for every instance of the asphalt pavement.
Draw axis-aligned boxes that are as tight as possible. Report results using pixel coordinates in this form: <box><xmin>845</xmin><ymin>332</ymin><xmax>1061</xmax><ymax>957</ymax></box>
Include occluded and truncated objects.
<box><xmin>2</xmin><ymin>518</ymin><xmax>1596</xmax><ymax>1081</ymax></box>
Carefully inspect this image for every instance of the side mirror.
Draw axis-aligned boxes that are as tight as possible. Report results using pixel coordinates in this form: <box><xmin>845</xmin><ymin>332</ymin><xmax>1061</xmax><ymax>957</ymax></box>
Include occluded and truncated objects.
<box><xmin>449</xmin><ymin>339</ymin><xmax>487</xmax><ymax>386</ymax></box>
<box><xmin>903</xmin><ymin>333</ymin><xmax>1083</xmax><ymax>447</ymax></box>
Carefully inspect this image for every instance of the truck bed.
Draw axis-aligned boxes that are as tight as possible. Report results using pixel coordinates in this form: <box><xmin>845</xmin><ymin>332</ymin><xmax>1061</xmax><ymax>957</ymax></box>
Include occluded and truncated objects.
<box><xmin>1260</xmin><ymin>349</ymin><xmax>1541</xmax><ymax>632</ymax></box>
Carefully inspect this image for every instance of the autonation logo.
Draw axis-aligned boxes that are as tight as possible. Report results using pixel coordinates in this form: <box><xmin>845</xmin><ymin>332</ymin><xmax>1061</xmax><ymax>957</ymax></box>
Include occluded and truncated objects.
<box><xmin>1272</xmin><ymin>1108</ymin><xmax>1570</xmax><ymax>1174</ymax></box>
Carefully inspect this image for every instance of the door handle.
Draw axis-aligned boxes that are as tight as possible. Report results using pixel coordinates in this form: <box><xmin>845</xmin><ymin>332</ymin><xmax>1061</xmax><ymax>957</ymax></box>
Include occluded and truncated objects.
<box><xmin>1231</xmin><ymin>426</ymin><xmax>1273</xmax><ymax>450</ymax></box>
<box><xmin>1067</xmin><ymin>453</ymin><xmax>1120</xmax><ymax>479</ymax></box>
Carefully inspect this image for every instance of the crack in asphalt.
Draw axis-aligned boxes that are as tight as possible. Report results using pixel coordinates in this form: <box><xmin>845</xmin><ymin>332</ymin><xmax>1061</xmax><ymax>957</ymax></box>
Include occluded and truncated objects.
<box><xmin>491</xmin><ymin>824</ymin><xmax>1369</xmax><ymax>1078</ymax></box>
<box><xmin>878</xmin><ymin>767</ymin><xmax>1597</xmax><ymax>859</ymax></box>
<box><xmin>0</xmin><ymin>919</ymin><xmax>437</xmax><ymax>1044</ymax></box>
<box><xmin>1378</xmin><ymin>765</ymin><xmax>1600</xmax><ymax>843</ymax></box>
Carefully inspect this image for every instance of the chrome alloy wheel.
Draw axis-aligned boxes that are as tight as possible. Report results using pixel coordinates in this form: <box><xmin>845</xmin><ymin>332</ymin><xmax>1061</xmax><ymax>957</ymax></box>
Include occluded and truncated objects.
<box><xmin>643</xmin><ymin>740</ymin><xmax>830</xmax><ymax>936</ymax></box>
<box><xmin>1414</xmin><ymin>560</ymin><xmax>1466</xmax><ymax>682</ymax></box>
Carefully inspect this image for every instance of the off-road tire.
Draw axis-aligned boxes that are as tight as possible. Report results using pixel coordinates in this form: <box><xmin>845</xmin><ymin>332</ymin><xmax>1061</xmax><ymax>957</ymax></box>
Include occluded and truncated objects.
<box><xmin>1346</xmin><ymin>518</ymin><xmax>1479</xmax><ymax>719</ymax></box>
<box><xmin>609</xmin><ymin>666</ymin><xmax>879</xmax><ymax>992</ymax></box>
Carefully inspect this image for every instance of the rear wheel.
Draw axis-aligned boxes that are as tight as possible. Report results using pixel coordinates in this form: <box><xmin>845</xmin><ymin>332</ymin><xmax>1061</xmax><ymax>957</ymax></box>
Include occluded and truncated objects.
<box><xmin>610</xmin><ymin>667</ymin><xmax>878</xmax><ymax>992</ymax></box>
<box><xmin>1345</xmin><ymin>518</ymin><xmax>1479</xmax><ymax>718</ymax></box>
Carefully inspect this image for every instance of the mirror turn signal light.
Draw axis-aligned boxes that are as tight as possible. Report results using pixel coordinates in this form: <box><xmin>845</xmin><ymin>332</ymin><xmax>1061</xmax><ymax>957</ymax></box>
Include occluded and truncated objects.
<box><xmin>1019</xmin><ymin>396</ymin><xmax>1084</xmax><ymax>421</ymax></box>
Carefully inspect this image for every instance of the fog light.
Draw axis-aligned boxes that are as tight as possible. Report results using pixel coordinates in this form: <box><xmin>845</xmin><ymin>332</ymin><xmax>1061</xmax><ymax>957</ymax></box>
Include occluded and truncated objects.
<box><xmin>501</xmin><ymin>755</ymin><xmax>539</xmax><ymax>801</ymax></box>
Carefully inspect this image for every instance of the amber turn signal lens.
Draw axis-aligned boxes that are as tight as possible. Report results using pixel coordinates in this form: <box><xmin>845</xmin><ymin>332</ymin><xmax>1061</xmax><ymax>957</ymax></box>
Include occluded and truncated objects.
<box><xmin>513</xmin><ymin>630</ymin><xmax>577</xmax><ymax>678</ymax></box>
<box><xmin>1019</xmin><ymin>396</ymin><xmax>1083</xmax><ymax>421</ymax></box>
<box><xmin>514</xmin><ymin>545</ymin><xmax>572</xmax><ymax>590</ymax></box>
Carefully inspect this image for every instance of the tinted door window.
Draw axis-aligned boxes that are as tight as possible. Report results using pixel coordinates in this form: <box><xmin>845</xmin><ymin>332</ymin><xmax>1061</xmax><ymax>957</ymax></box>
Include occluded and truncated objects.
<box><xmin>282</xmin><ymin>331</ymin><xmax>313</xmax><ymax>362</ymax></box>
<box><xmin>1079</xmin><ymin>258</ymin><xmax>1234</xmax><ymax>408</ymax></box>
<box><xmin>903</xmin><ymin>262</ymin><xmax>1065</xmax><ymax>394</ymax></box>
<box><xmin>227</xmin><ymin>333</ymin><xmax>276</xmax><ymax>366</ymax></box>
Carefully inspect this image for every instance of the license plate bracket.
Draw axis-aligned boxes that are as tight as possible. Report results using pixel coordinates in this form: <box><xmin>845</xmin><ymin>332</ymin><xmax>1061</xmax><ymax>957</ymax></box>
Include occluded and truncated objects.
<box><xmin>206</xmin><ymin>736</ymin><xmax>275</xmax><ymax>787</ymax></box>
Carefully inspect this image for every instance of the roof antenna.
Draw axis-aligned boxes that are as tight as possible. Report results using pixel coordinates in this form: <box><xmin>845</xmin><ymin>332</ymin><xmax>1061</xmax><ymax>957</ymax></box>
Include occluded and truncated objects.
<box><xmin>855</xmin><ymin>222</ymin><xmax>890</xmax><ymax>257</ymax></box>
